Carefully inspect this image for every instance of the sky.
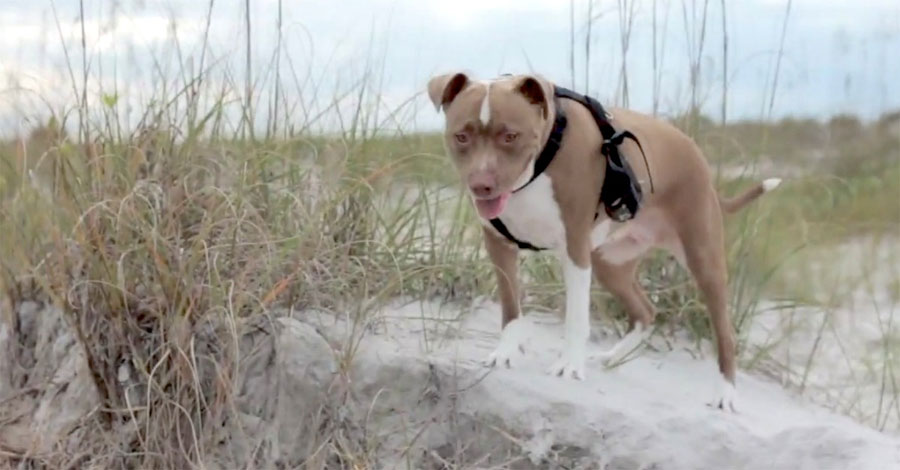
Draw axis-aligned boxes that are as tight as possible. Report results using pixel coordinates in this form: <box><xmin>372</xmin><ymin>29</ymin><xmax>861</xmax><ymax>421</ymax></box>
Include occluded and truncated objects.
<box><xmin>1</xmin><ymin>0</ymin><xmax>898</xmax><ymax>136</ymax></box>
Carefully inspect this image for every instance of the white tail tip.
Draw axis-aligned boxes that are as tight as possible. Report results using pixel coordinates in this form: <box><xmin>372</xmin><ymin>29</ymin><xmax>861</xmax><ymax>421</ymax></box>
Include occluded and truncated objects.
<box><xmin>762</xmin><ymin>178</ymin><xmax>782</xmax><ymax>192</ymax></box>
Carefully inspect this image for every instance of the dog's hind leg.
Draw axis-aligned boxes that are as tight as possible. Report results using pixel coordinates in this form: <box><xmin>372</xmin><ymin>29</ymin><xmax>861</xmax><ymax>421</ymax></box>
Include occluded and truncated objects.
<box><xmin>676</xmin><ymin>193</ymin><xmax>738</xmax><ymax>412</ymax></box>
<box><xmin>591</xmin><ymin>256</ymin><xmax>655</xmax><ymax>365</ymax></box>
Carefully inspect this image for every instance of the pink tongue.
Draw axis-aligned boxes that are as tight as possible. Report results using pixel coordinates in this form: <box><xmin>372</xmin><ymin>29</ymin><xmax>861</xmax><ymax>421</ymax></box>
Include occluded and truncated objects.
<box><xmin>474</xmin><ymin>193</ymin><xmax>511</xmax><ymax>219</ymax></box>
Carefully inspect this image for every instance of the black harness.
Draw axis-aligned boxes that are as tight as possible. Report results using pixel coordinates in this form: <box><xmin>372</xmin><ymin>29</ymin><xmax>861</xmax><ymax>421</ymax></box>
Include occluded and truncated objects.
<box><xmin>489</xmin><ymin>86</ymin><xmax>653</xmax><ymax>251</ymax></box>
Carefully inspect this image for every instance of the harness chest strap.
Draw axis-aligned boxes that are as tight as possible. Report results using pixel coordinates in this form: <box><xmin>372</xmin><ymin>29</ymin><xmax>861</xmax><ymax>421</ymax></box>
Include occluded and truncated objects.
<box><xmin>488</xmin><ymin>86</ymin><xmax>653</xmax><ymax>251</ymax></box>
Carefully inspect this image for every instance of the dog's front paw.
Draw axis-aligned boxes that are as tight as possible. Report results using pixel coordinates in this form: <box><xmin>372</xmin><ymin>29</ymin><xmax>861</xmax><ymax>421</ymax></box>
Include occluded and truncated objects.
<box><xmin>548</xmin><ymin>349</ymin><xmax>586</xmax><ymax>380</ymax></box>
<box><xmin>484</xmin><ymin>341</ymin><xmax>525</xmax><ymax>368</ymax></box>
<box><xmin>483</xmin><ymin>317</ymin><xmax>531</xmax><ymax>369</ymax></box>
<box><xmin>707</xmin><ymin>377</ymin><xmax>739</xmax><ymax>413</ymax></box>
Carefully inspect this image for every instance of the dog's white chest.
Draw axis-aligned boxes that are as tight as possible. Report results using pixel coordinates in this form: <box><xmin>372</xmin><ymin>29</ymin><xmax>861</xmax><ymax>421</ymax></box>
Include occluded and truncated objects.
<box><xmin>480</xmin><ymin>173</ymin><xmax>627</xmax><ymax>253</ymax></box>
<box><xmin>483</xmin><ymin>174</ymin><xmax>566</xmax><ymax>250</ymax></box>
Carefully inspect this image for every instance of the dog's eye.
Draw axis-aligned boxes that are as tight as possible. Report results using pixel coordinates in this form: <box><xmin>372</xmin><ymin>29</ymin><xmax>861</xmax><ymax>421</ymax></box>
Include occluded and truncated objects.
<box><xmin>503</xmin><ymin>132</ymin><xmax>519</xmax><ymax>144</ymax></box>
<box><xmin>454</xmin><ymin>133</ymin><xmax>469</xmax><ymax>144</ymax></box>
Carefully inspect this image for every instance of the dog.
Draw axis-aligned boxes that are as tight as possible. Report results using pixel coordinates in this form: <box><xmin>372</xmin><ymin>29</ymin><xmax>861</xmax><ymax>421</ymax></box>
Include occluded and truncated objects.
<box><xmin>427</xmin><ymin>72</ymin><xmax>780</xmax><ymax>410</ymax></box>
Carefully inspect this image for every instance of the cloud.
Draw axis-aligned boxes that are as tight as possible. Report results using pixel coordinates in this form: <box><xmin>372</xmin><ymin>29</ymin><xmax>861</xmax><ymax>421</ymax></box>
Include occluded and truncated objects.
<box><xmin>1</xmin><ymin>0</ymin><xmax>898</xmax><ymax>136</ymax></box>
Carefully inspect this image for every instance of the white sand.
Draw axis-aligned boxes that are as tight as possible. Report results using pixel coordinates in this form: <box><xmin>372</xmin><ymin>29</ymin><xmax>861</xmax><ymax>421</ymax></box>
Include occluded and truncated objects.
<box><xmin>348</xmin><ymin>299</ymin><xmax>900</xmax><ymax>469</ymax></box>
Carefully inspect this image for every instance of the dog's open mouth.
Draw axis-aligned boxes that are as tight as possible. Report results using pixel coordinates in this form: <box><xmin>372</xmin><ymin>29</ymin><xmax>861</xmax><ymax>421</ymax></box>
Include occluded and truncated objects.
<box><xmin>473</xmin><ymin>193</ymin><xmax>511</xmax><ymax>219</ymax></box>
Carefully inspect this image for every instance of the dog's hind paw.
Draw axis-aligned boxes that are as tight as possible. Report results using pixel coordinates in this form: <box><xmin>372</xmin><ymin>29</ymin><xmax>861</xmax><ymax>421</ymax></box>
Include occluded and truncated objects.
<box><xmin>593</xmin><ymin>324</ymin><xmax>649</xmax><ymax>367</ymax></box>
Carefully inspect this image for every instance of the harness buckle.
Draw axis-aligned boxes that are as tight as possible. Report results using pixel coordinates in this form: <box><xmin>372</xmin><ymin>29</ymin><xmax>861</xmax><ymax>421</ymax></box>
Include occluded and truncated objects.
<box><xmin>608</xmin><ymin>204</ymin><xmax>633</xmax><ymax>222</ymax></box>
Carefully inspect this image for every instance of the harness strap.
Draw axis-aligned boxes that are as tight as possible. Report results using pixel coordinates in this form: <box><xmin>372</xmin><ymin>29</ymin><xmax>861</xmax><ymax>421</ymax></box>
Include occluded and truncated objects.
<box><xmin>555</xmin><ymin>87</ymin><xmax>654</xmax><ymax>221</ymax></box>
<box><xmin>554</xmin><ymin>86</ymin><xmax>618</xmax><ymax>139</ymax></box>
<box><xmin>488</xmin><ymin>85</ymin><xmax>653</xmax><ymax>250</ymax></box>
<box><xmin>600</xmin><ymin>129</ymin><xmax>654</xmax><ymax>221</ymax></box>
<box><xmin>513</xmin><ymin>96</ymin><xmax>567</xmax><ymax>192</ymax></box>
<box><xmin>489</xmin><ymin>218</ymin><xmax>543</xmax><ymax>251</ymax></box>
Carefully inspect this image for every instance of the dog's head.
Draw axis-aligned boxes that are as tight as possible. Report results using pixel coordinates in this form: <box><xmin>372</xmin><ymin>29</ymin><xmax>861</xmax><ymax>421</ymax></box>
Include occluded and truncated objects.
<box><xmin>427</xmin><ymin>72</ymin><xmax>555</xmax><ymax>219</ymax></box>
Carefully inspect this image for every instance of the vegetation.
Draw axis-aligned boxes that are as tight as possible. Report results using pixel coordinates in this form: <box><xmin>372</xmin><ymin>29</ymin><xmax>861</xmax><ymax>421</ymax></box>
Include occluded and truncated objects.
<box><xmin>0</xmin><ymin>0</ymin><xmax>897</xmax><ymax>467</ymax></box>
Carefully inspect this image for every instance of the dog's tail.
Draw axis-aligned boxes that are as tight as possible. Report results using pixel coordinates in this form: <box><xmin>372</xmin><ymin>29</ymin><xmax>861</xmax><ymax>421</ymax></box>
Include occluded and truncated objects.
<box><xmin>718</xmin><ymin>178</ymin><xmax>782</xmax><ymax>214</ymax></box>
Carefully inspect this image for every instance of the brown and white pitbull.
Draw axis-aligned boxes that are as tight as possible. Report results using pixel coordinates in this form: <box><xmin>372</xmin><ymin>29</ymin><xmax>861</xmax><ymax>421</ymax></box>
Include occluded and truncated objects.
<box><xmin>427</xmin><ymin>72</ymin><xmax>780</xmax><ymax>410</ymax></box>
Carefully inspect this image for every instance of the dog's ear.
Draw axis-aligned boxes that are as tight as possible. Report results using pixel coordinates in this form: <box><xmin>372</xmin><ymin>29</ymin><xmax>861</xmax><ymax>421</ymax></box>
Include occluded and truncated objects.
<box><xmin>427</xmin><ymin>72</ymin><xmax>471</xmax><ymax>112</ymax></box>
<box><xmin>516</xmin><ymin>75</ymin><xmax>552</xmax><ymax>118</ymax></box>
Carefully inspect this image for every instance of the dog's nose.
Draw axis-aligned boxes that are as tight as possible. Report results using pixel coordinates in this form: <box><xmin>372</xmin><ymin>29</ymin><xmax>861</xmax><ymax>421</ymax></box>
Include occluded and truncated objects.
<box><xmin>468</xmin><ymin>171</ymin><xmax>497</xmax><ymax>198</ymax></box>
<box><xmin>469</xmin><ymin>182</ymin><xmax>495</xmax><ymax>198</ymax></box>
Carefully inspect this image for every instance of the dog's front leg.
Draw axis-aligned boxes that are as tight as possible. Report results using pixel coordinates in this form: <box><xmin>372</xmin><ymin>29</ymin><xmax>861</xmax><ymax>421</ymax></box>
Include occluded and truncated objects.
<box><xmin>549</xmin><ymin>235</ymin><xmax>592</xmax><ymax>380</ymax></box>
<box><xmin>483</xmin><ymin>227</ymin><xmax>529</xmax><ymax>368</ymax></box>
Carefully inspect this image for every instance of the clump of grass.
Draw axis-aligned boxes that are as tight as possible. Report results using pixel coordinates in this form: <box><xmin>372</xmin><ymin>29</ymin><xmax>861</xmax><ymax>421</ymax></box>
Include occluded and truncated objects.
<box><xmin>0</xmin><ymin>97</ymin><xmax>491</xmax><ymax>468</ymax></box>
<box><xmin>0</xmin><ymin>5</ymin><xmax>498</xmax><ymax>462</ymax></box>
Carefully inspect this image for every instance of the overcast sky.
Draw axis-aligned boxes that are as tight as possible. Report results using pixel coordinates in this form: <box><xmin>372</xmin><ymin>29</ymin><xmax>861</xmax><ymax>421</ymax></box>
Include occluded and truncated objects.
<box><xmin>1</xmin><ymin>0</ymin><xmax>898</xmax><ymax>135</ymax></box>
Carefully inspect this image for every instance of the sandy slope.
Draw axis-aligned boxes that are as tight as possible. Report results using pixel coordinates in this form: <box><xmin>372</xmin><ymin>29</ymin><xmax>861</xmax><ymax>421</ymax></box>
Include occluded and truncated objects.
<box><xmin>2</xmin><ymin>295</ymin><xmax>895</xmax><ymax>468</ymax></box>
<box><xmin>347</xmin><ymin>300</ymin><xmax>900</xmax><ymax>469</ymax></box>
